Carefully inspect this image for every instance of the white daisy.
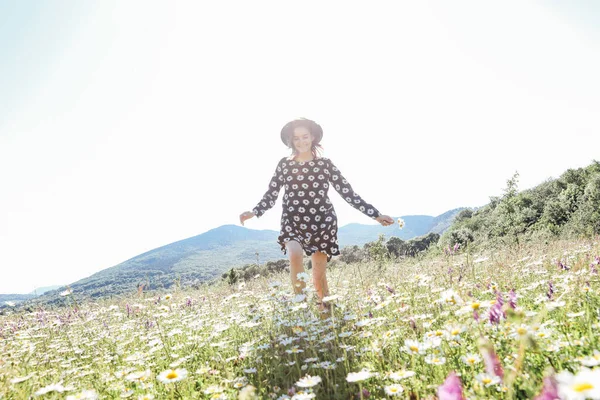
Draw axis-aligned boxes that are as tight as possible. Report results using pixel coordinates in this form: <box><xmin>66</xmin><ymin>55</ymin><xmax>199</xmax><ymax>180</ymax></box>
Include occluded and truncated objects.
<box><xmin>66</xmin><ymin>390</ymin><xmax>99</xmax><ymax>400</ymax></box>
<box><xmin>346</xmin><ymin>369</ymin><xmax>374</xmax><ymax>382</ymax></box>
<box><xmin>556</xmin><ymin>368</ymin><xmax>600</xmax><ymax>400</ymax></box>
<box><xmin>461</xmin><ymin>353</ymin><xmax>482</xmax><ymax>366</ymax></box>
<box><xmin>475</xmin><ymin>373</ymin><xmax>501</xmax><ymax>387</ymax></box>
<box><xmin>157</xmin><ymin>368</ymin><xmax>188</xmax><ymax>383</ymax></box>
<box><xmin>388</xmin><ymin>370</ymin><xmax>415</xmax><ymax>381</ymax></box>
<box><xmin>296</xmin><ymin>375</ymin><xmax>322</xmax><ymax>388</ymax></box>
<box><xmin>384</xmin><ymin>384</ymin><xmax>404</xmax><ymax>396</ymax></box>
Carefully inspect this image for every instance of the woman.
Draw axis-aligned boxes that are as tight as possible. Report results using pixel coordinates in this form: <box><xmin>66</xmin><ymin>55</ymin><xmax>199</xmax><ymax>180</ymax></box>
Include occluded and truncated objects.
<box><xmin>239</xmin><ymin>118</ymin><xmax>394</xmax><ymax>312</ymax></box>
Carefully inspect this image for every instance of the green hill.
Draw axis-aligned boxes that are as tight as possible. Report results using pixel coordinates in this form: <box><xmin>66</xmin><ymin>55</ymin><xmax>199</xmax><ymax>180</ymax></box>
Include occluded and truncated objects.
<box><xmin>441</xmin><ymin>161</ymin><xmax>600</xmax><ymax>249</ymax></box>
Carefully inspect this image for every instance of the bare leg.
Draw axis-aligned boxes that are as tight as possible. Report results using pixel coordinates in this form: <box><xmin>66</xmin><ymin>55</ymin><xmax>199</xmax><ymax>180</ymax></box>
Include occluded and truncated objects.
<box><xmin>311</xmin><ymin>251</ymin><xmax>329</xmax><ymax>305</ymax></box>
<box><xmin>286</xmin><ymin>241</ymin><xmax>306</xmax><ymax>294</ymax></box>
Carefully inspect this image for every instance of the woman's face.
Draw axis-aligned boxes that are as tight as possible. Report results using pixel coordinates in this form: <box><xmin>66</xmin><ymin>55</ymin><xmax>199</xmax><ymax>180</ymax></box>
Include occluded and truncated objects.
<box><xmin>292</xmin><ymin>126</ymin><xmax>313</xmax><ymax>153</ymax></box>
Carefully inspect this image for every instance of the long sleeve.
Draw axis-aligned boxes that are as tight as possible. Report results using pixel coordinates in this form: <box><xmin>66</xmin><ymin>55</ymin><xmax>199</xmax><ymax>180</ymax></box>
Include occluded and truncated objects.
<box><xmin>252</xmin><ymin>159</ymin><xmax>285</xmax><ymax>218</ymax></box>
<box><xmin>327</xmin><ymin>159</ymin><xmax>381</xmax><ymax>219</ymax></box>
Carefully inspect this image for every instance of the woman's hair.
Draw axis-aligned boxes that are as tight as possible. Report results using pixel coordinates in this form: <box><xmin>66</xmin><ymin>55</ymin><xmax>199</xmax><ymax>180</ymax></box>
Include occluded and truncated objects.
<box><xmin>283</xmin><ymin>119</ymin><xmax>324</xmax><ymax>159</ymax></box>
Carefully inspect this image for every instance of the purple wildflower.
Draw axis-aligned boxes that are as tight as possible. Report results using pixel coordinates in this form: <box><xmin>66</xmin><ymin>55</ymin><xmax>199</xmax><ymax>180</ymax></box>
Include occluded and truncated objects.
<box><xmin>558</xmin><ymin>260</ymin><xmax>569</xmax><ymax>271</ymax></box>
<box><xmin>497</xmin><ymin>291</ymin><xmax>506</xmax><ymax>317</ymax></box>
<box><xmin>591</xmin><ymin>259</ymin><xmax>598</xmax><ymax>274</ymax></box>
<box><xmin>409</xmin><ymin>318</ymin><xmax>417</xmax><ymax>331</ymax></box>
<box><xmin>509</xmin><ymin>289</ymin><xmax>517</xmax><ymax>309</ymax></box>
<box><xmin>489</xmin><ymin>294</ymin><xmax>503</xmax><ymax>325</ymax></box>
<box><xmin>533</xmin><ymin>376</ymin><xmax>559</xmax><ymax>400</ymax></box>
<box><xmin>481</xmin><ymin>343</ymin><xmax>504</xmax><ymax>379</ymax></box>
<box><xmin>547</xmin><ymin>281</ymin><xmax>554</xmax><ymax>300</ymax></box>
<box><xmin>437</xmin><ymin>372</ymin><xmax>466</xmax><ymax>400</ymax></box>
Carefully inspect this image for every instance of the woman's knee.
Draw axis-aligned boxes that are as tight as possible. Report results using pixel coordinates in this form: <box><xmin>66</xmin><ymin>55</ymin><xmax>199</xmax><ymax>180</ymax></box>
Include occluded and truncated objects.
<box><xmin>286</xmin><ymin>241</ymin><xmax>304</xmax><ymax>260</ymax></box>
<box><xmin>312</xmin><ymin>250</ymin><xmax>327</xmax><ymax>262</ymax></box>
<box><xmin>311</xmin><ymin>252</ymin><xmax>327</xmax><ymax>271</ymax></box>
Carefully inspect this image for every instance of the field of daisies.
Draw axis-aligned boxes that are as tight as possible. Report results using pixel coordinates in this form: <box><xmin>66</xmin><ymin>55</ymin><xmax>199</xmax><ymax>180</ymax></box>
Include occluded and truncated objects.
<box><xmin>2</xmin><ymin>238</ymin><xmax>600</xmax><ymax>400</ymax></box>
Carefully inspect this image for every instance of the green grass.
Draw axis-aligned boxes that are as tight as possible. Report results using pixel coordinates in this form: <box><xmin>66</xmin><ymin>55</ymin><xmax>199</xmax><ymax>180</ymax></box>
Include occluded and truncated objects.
<box><xmin>1</xmin><ymin>237</ymin><xmax>599</xmax><ymax>399</ymax></box>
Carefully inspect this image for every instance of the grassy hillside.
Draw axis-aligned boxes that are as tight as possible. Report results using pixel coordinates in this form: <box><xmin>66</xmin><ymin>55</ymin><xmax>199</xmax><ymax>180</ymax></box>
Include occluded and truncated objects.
<box><xmin>2</xmin><ymin>236</ymin><xmax>598</xmax><ymax>399</ymax></box>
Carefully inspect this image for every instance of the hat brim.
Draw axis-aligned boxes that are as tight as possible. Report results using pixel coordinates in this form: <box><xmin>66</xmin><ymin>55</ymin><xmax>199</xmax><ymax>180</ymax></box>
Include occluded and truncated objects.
<box><xmin>280</xmin><ymin>119</ymin><xmax>323</xmax><ymax>147</ymax></box>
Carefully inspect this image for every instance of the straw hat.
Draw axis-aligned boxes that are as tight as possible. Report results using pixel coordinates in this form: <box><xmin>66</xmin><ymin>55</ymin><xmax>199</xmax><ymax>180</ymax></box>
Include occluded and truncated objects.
<box><xmin>280</xmin><ymin>118</ymin><xmax>323</xmax><ymax>147</ymax></box>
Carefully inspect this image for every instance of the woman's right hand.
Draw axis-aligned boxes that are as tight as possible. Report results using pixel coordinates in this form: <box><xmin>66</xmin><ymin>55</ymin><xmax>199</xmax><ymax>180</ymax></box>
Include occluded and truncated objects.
<box><xmin>239</xmin><ymin>211</ymin><xmax>255</xmax><ymax>226</ymax></box>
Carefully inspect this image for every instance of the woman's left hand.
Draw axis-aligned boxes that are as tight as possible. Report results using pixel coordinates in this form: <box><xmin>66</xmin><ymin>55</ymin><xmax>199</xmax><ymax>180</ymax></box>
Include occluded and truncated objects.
<box><xmin>376</xmin><ymin>215</ymin><xmax>394</xmax><ymax>226</ymax></box>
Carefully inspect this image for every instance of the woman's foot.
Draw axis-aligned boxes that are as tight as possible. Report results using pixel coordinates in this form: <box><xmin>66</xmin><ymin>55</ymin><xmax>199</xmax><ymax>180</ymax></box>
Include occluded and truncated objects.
<box><xmin>316</xmin><ymin>299</ymin><xmax>332</xmax><ymax>316</ymax></box>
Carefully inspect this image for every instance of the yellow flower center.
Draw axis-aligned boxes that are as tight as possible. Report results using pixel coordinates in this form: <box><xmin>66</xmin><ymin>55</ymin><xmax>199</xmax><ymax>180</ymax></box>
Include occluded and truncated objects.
<box><xmin>471</xmin><ymin>303</ymin><xmax>480</xmax><ymax>310</ymax></box>
<box><xmin>573</xmin><ymin>383</ymin><xmax>594</xmax><ymax>392</ymax></box>
<box><xmin>410</xmin><ymin>346</ymin><xmax>419</xmax><ymax>352</ymax></box>
<box><xmin>166</xmin><ymin>371</ymin><xmax>178</xmax><ymax>379</ymax></box>
<box><xmin>435</xmin><ymin>330</ymin><xmax>443</xmax><ymax>336</ymax></box>
<box><xmin>482</xmin><ymin>378</ymin><xmax>492</xmax><ymax>384</ymax></box>
<box><xmin>517</xmin><ymin>327</ymin><xmax>527</xmax><ymax>335</ymax></box>
<box><xmin>468</xmin><ymin>358</ymin><xmax>475</xmax><ymax>364</ymax></box>
<box><xmin>451</xmin><ymin>329</ymin><xmax>460</xmax><ymax>335</ymax></box>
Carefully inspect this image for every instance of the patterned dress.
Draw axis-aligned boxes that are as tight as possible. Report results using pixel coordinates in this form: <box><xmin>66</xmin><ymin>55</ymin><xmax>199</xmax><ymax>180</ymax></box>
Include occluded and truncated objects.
<box><xmin>253</xmin><ymin>157</ymin><xmax>381</xmax><ymax>260</ymax></box>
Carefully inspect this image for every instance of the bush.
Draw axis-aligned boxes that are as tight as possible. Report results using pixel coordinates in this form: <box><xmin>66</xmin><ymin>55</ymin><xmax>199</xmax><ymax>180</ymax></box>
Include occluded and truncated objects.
<box><xmin>455</xmin><ymin>209</ymin><xmax>473</xmax><ymax>222</ymax></box>
<box><xmin>439</xmin><ymin>162</ymin><xmax>600</xmax><ymax>248</ymax></box>
<box><xmin>339</xmin><ymin>245</ymin><xmax>367</xmax><ymax>264</ymax></box>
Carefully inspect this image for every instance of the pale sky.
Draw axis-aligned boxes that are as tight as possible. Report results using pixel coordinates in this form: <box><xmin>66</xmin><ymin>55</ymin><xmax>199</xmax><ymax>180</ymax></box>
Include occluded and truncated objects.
<box><xmin>1</xmin><ymin>1</ymin><xmax>599</xmax><ymax>294</ymax></box>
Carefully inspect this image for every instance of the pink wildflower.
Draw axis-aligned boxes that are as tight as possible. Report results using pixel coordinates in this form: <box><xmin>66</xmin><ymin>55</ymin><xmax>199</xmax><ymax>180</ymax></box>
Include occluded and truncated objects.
<box><xmin>480</xmin><ymin>341</ymin><xmax>504</xmax><ymax>379</ymax></box>
<box><xmin>437</xmin><ymin>372</ymin><xmax>465</xmax><ymax>400</ymax></box>
<box><xmin>533</xmin><ymin>376</ymin><xmax>559</xmax><ymax>400</ymax></box>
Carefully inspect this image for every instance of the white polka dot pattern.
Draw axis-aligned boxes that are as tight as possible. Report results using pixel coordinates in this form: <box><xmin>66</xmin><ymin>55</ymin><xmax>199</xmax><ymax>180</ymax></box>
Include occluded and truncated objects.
<box><xmin>252</xmin><ymin>157</ymin><xmax>381</xmax><ymax>260</ymax></box>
